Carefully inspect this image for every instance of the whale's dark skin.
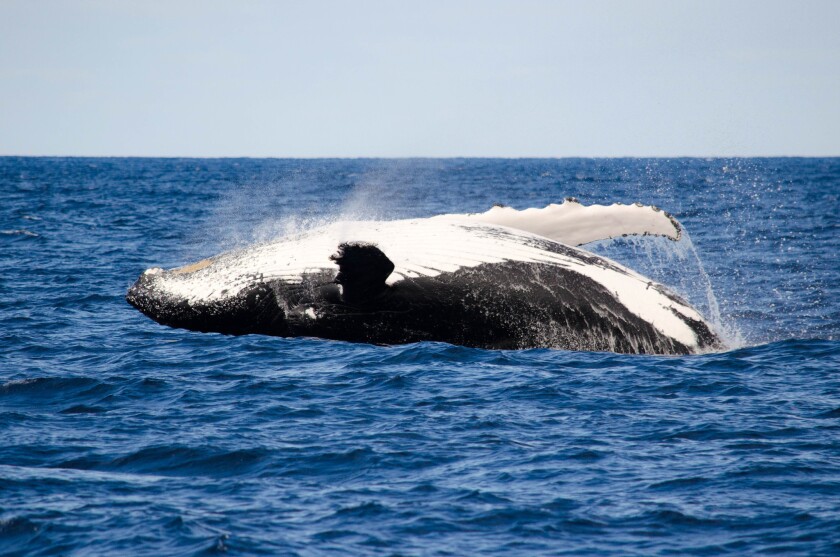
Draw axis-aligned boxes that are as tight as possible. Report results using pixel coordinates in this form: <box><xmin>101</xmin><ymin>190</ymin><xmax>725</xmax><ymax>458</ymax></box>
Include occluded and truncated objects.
<box><xmin>127</xmin><ymin>240</ymin><xmax>722</xmax><ymax>355</ymax></box>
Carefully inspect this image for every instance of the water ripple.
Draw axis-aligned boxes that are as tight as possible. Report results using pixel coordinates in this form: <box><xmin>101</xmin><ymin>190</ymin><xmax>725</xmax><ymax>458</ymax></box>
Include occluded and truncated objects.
<box><xmin>1</xmin><ymin>157</ymin><xmax>838</xmax><ymax>555</ymax></box>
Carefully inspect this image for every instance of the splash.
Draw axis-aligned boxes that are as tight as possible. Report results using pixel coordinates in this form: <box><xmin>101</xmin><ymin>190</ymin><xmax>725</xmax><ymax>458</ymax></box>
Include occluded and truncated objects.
<box><xmin>587</xmin><ymin>233</ymin><xmax>744</xmax><ymax>350</ymax></box>
<box><xmin>677</xmin><ymin>232</ymin><xmax>744</xmax><ymax>349</ymax></box>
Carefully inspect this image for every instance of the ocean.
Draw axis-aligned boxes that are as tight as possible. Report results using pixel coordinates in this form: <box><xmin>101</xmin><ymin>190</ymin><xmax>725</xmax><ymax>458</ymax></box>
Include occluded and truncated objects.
<box><xmin>1</xmin><ymin>157</ymin><xmax>838</xmax><ymax>555</ymax></box>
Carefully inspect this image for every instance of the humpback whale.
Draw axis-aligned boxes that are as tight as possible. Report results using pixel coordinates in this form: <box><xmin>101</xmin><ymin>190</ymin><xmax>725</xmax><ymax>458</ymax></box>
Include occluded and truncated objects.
<box><xmin>126</xmin><ymin>200</ymin><xmax>723</xmax><ymax>355</ymax></box>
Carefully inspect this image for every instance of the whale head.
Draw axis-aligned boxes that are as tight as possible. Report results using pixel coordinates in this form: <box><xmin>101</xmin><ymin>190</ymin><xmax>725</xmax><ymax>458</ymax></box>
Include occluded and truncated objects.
<box><xmin>126</xmin><ymin>259</ymin><xmax>290</xmax><ymax>336</ymax></box>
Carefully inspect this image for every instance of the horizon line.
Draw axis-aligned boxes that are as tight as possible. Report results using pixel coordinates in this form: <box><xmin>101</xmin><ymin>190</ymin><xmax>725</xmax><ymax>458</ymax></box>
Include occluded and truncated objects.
<box><xmin>2</xmin><ymin>154</ymin><xmax>839</xmax><ymax>160</ymax></box>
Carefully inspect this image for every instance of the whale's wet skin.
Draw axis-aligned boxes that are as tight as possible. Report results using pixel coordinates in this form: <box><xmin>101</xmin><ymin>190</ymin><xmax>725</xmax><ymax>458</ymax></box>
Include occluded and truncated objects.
<box><xmin>127</xmin><ymin>201</ymin><xmax>722</xmax><ymax>354</ymax></box>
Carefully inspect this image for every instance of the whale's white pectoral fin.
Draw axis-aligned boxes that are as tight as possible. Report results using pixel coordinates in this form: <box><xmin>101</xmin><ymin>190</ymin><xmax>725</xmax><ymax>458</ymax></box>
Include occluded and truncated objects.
<box><xmin>432</xmin><ymin>199</ymin><xmax>682</xmax><ymax>246</ymax></box>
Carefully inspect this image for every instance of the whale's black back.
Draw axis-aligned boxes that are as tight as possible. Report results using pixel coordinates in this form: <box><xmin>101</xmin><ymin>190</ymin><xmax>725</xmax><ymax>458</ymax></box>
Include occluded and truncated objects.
<box><xmin>283</xmin><ymin>258</ymin><xmax>718</xmax><ymax>354</ymax></box>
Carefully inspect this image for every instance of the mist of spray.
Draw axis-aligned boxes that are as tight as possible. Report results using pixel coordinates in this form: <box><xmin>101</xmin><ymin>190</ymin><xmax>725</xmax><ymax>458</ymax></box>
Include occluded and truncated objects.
<box><xmin>587</xmin><ymin>233</ymin><xmax>744</xmax><ymax>349</ymax></box>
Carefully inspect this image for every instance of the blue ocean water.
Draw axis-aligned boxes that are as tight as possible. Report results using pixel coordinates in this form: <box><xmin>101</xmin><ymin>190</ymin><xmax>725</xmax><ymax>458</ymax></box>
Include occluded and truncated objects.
<box><xmin>1</xmin><ymin>157</ymin><xmax>838</xmax><ymax>556</ymax></box>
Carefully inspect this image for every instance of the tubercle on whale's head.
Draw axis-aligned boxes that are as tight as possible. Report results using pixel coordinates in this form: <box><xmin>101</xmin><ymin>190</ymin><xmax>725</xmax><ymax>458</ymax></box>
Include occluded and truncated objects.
<box><xmin>126</xmin><ymin>264</ymin><xmax>288</xmax><ymax>337</ymax></box>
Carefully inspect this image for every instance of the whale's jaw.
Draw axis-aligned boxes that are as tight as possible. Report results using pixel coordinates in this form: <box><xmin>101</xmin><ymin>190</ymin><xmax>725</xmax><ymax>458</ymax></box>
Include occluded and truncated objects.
<box><xmin>126</xmin><ymin>269</ymin><xmax>287</xmax><ymax>336</ymax></box>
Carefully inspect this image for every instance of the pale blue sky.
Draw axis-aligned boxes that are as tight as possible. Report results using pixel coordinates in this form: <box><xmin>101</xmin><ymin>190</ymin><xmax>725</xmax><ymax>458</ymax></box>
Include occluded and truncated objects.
<box><xmin>1</xmin><ymin>0</ymin><xmax>838</xmax><ymax>157</ymax></box>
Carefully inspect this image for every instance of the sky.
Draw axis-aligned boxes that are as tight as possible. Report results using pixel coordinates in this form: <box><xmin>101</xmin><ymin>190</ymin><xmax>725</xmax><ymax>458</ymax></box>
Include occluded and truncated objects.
<box><xmin>1</xmin><ymin>0</ymin><xmax>838</xmax><ymax>157</ymax></box>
